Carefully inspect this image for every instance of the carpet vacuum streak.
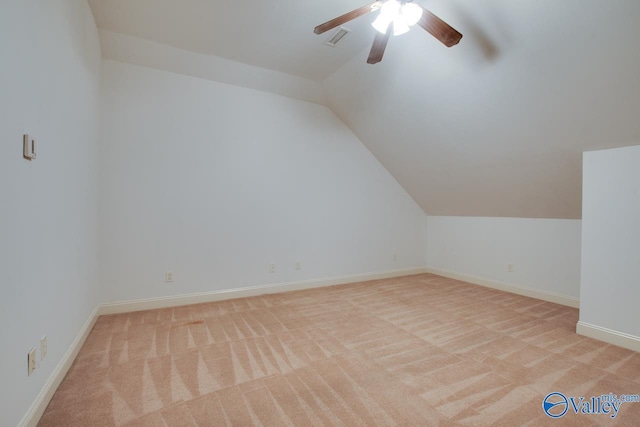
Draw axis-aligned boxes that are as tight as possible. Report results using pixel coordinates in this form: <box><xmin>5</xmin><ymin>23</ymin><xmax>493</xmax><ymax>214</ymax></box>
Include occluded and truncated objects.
<box><xmin>39</xmin><ymin>273</ymin><xmax>640</xmax><ymax>426</ymax></box>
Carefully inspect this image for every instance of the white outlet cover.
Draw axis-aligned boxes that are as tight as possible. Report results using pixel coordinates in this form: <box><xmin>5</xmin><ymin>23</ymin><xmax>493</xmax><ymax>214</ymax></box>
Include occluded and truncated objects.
<box><xmin>28</xmin><ymin>348</ymin><xmax>36</xmax><ymax>376</ymax></box>
<box><xmin>41</xmin><ymin>336</ymin><xmax>47</xmax><ymax>360</ymax></box>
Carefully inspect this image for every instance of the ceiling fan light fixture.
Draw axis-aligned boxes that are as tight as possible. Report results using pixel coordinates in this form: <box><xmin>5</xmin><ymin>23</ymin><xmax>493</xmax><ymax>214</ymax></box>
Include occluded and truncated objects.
<box><xmin>314</xmin><ymin>0</ymin><xmax>462</xmax><ymax>64</ymax></box>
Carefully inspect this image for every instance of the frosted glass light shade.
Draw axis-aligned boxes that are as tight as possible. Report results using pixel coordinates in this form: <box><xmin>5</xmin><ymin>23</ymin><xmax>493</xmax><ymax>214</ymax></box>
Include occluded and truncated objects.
<box><xmin>401</xmin><ymin>3</ymin><xmax>423</xmax><ymax>26</ymax></box>
<box><xmin>372</xmin><ymin>15</ymin><xmax>391</xmax><ymax>34</ymax></box>
<box><xmin>379</xmin><ymin>0</ymin><xmax>401</xmax><ymax>21</ymax></box>
<box><xmin>372</xmin><ymin>0</ymin><xmax>400</xmax><ymax>34</ymax></box>
<box><xmin>393</xmin><ymin>16</ymin><xmax>410</xmax><ymax>36</ymax></box>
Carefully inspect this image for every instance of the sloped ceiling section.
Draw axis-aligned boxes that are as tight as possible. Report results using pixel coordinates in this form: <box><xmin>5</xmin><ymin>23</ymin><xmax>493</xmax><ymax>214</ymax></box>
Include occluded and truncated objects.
<box><xmin>88</xmin><ymin>0</ymin><xmax>377</xmax><ymax>81</ymax></box>
<box><xmin>323</xmin><ymin>0</ymin><xmax>640</xmax><ymax>218</ymax></box>
<box><xmin>89</xmin><ymin>0</ymin><xmax>640</xmax><ymax>219</ymax></box>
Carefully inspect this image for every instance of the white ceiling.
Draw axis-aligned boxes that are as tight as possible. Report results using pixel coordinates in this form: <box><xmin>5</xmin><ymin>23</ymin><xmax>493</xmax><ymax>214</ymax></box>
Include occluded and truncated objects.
<box><xmin>88</xmin><ymin>0</ymin><xmax>379</xmax><ymax>81</ymax></box>
<box><xmin>88</xmin><ymin>0</ymin><xmax>640</xmax><ymax>218</ymax></box>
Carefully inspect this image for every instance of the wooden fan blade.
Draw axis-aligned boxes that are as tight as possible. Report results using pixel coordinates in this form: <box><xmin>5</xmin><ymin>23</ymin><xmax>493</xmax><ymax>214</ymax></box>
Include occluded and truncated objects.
<box><xmin>314</xmin><ymin>1</ymin><xmax>382</xmax><ymax>35</ymax></box>
<box><xmin>367</xmin><ymin>23</ymin><xmax>392</xmax><ymax>64</ymax></box>
<box><xmin>417</xmin><ymin>7</ymin><xmax>463</xmax><ymax>47</ymax></box>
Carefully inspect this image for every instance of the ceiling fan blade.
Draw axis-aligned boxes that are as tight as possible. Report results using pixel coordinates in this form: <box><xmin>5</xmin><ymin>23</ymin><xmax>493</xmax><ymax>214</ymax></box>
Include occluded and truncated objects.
<box><xmin>367</xmin><ymin>23</ymin><xmax>392</xmax><ymax>64</ymax></box>
<box><xmin>417</xmin><ymin>7</ymin><xmax>463</xmax><ymax>47</ymax></box>
<box><xmin>314</xmin><ymin>1</ymin><xmax>382</xmax><ymax>35</ymax></box>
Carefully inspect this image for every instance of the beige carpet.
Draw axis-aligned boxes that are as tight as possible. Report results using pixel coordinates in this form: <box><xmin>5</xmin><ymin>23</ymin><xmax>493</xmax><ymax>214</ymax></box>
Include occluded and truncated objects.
<box><xmin>39</xmin><ymin>274</ymin><xmax>640</xmax><ymax>426</ymax></box>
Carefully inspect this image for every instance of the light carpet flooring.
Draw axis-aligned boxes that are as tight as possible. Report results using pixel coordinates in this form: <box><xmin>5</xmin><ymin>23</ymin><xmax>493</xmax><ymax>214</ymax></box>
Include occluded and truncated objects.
<box><xmin>39</xmin><ymin>273</ymin><xmax>640</xmax><ymax>426</ymax></box>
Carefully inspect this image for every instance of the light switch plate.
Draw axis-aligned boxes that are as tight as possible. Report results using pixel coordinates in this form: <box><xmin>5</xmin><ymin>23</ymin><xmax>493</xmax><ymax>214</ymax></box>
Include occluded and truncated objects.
<box><xmin>23</xmin><ymin>134</ymin><xmax>36</xmax><ymax>160</ymax></box>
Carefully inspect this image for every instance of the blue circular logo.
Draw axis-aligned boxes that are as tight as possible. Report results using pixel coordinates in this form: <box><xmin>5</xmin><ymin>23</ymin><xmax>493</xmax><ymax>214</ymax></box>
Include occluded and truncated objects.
<box><xmin>543</xmin><ymin>392</ymin><xmax>568</xmax><ymax>418</ymax></box>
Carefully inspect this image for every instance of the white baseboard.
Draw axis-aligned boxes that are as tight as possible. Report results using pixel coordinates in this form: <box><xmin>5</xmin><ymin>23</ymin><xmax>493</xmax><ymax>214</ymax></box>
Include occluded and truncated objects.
<box><xmin>425</xmin><ymin>267</ymin><xmax>580</xmax><ymax>308</ymax></box>
<box><xmin>18</xmin><ymin>306</ymin><xmax>100</xmax><ymax>427</ymax></box>
<box><xmin>576</xmin><ymin>321</ymin><xmax>640</xmax><ymax>352</ymax></box>
<box><xmin>98</xmin><ymin>267</ymin><xmax>429</xmax><ymax>315</ymax></box>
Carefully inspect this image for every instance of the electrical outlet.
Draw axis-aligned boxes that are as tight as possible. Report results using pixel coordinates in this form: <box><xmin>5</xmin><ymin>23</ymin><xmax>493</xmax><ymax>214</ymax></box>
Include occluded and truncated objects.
<box><xmin>295</xmin><ymin>261</ymin><xmax>301</xmax><ymax>270</ymax></box>
<box><xmin>165</xmin><ymin>271</ymin><xmax>174</xmax><ymax>282</ymax></box>
<box><xmin>507</xmin><ymin>264</ymin><xmax>514</xmax><ymax>272</ymax></box>
<box><xmin>28</xmin><ymin>348</ymin><xmax>36</xmax><ymax>376</ymax></box>
<box><xmin>41</xmin><ymin>336</ymin><xmax>47</xmax><ymax>360</ymax></box>
<box><xmin>269</xmin><ymin>263</ymin><xmax>276</xmax><ymax>273</ymax></box>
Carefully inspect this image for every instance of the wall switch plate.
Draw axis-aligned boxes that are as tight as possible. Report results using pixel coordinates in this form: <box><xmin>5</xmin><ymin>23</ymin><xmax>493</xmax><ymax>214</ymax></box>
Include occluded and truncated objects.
<box><xmin>41</xmin><ymin>336</ymin><xmax>47</xmax><ymax>360</ymax></box>
<box><xmin>23</xmin><ymin>134</ymin><xmax>36</xmax><ymax>160</ymax></box>
<box><xmin>295</xmin><ymin>261</ymin><xmax>301</xmax><ymax>270</ymax></box>
<box><xmin>507</xmin><ymin>264</ymin><xmax>514</xmax><ymax>272</ymax></box>
<box><xmin>28</xmin><ymin>348</ymin><xmax>36</xmax><ymax>376</ymax></box>
<box><xmin>393</xmin><ymin>254</ymin><xmax>398</xmax><ymax>261</ymax></box>
<box><xmin>165</xmin><ymin>271</ymin><xmax>174</xmax><ymax>282</ymax></box>
<box><xmin>269</xmin><ymin>263</ymin><xmax>276</xmax><ymax>273</ymax></box>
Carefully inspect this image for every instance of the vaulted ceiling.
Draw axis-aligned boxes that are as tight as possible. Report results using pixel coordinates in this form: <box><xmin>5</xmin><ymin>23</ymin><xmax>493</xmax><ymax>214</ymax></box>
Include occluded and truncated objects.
<box><xmin>89</xmin><ymin>0</ymin><xmax>640</xmax><ymax>219</ymax></box>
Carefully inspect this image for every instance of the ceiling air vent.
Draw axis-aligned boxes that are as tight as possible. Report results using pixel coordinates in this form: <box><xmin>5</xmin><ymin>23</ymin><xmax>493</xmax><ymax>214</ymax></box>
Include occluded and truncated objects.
<box><xmin>324</xmin><ymin>27</ymin><xmax>351</xmax><ymax>47</ymax></box>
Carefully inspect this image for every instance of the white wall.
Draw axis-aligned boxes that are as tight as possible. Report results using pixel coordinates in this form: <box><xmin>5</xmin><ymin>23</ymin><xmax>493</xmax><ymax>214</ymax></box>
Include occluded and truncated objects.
<box><xmin>0</xmin><ymin>1</ymin><xmax>102</xmax><ymax>426</ymax></box>
<box><xmin>99</xmin><ymin>60</ymin><xmax>427</xmax><ymax>303</ymax></box>
<box><xmin>427</xmin><ymin>216</ymin><xmax>581</xmax><ymax>303</ymax></box>
<box><xmin>580</xmin><ymin>145</ymin><xmax>640</xmax><ymax>339</ymax></box>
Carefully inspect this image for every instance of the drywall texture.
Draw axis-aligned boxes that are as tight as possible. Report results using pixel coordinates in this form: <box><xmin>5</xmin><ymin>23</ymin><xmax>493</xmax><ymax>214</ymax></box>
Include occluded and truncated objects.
<box><xmin>0</xmin><ymin>1</ymin><xmax>102</xmax><ymax>426</ymax></box>
<box><xmin>99</xmin><ymin>60</ymin><xmax>427</xmax><ymax>303</ymax></box>
<box><xmin>427</xmin><ymin>216</ymin><xmax>581</xmax><ymax>300</ymax></box>
<box><xmin>580</xmin><ymin>145</ymin><xmax>640</xmax><ymax>338</ymax></box>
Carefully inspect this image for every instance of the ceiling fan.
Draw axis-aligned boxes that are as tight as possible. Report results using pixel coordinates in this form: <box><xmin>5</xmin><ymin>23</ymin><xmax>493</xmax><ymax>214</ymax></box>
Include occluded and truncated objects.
<box><xmin>314</xmin><ymin>0</ymin><xmax>462</xmax><ymax>64</ymax></box>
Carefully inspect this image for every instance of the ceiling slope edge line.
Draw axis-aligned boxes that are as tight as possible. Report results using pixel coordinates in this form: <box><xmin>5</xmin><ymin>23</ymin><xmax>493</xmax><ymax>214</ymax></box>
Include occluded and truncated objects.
<box><xmin>98</xmin><ymin>30</ymin><xmax>327</xmax><ymax>106</ymax></box>
<box><xmin>322</xmin><ymin>96</ymin><xmax>430</xmax><ymax>219</ymax></box>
